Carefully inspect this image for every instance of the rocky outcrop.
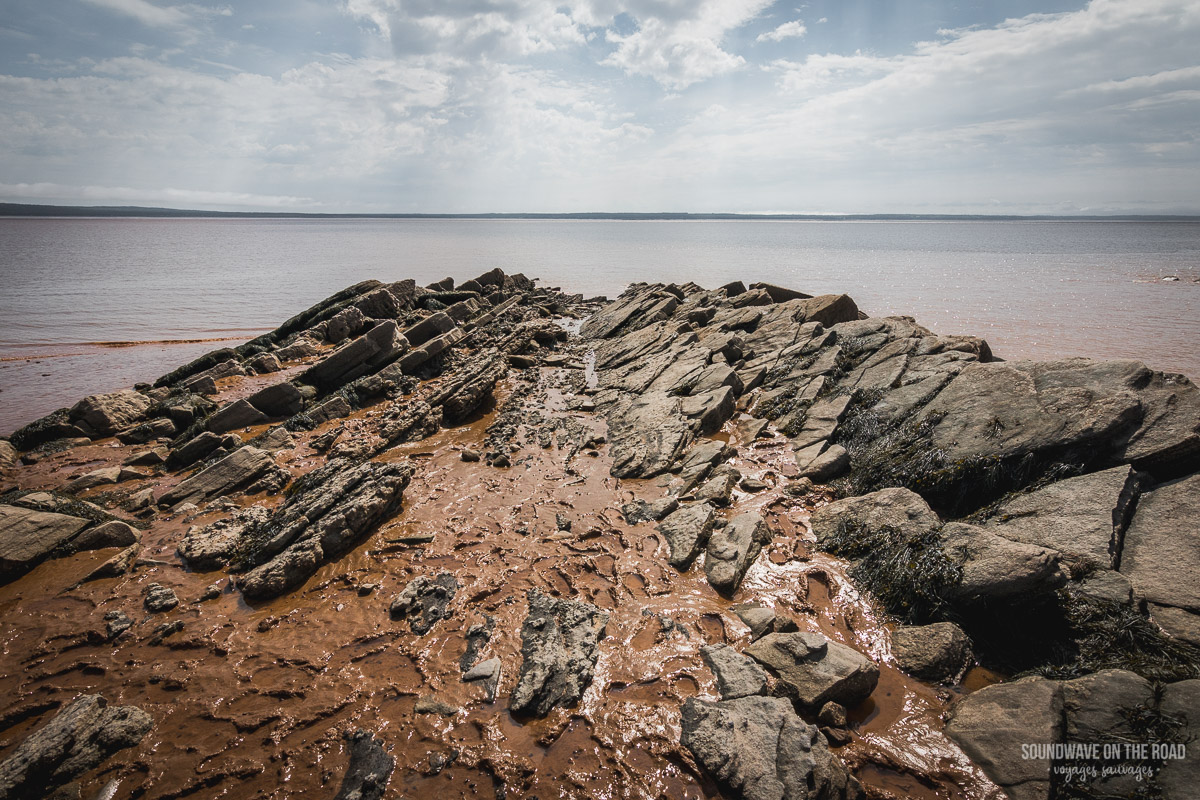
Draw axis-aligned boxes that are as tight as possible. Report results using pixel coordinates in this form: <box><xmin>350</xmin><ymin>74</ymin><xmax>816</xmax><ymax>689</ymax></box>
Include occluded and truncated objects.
<box><xmin>681</xmin><ymin>695</ymin><xmax>861</xmax><ymax>800</ymax></box>
<box><xmin>236</xmin><ymin>460</ymin><xmax>414</xmax><ymax>599</ymax></box>
<box><xmin>68</xmin><ymin>389</ymin><xmax>153</xmax><ymax>438</ymax></box>
<box><xmin>510</xmin><ymin>589</ymin><xmax>608</xmax><ymax>718</ymax></box>
<box><xmin>0</xmin><ymin>504</ymin><xmax>91</xmax><ymax>579</ymax></box>
<box><xmin>157</xmin><ymin>446</ymin><xmax>281</xmax><ymax>508</ymax></box>
<box><xmin>0</xmin><ymin>694</ymin><xmax>153</xmax><ymax>799</ymax></box>
<box><xmin>745</xmin><ymin>632</ymin><xmax>879</xmax><ymax>711</ymax></box>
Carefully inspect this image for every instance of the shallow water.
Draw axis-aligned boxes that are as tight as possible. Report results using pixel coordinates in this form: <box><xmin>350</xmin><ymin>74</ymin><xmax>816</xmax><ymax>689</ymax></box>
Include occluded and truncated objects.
<box><xmin>2</xmin><ymin>217</ymin><xmax>1198</xmax><ymax>434</ymax></box>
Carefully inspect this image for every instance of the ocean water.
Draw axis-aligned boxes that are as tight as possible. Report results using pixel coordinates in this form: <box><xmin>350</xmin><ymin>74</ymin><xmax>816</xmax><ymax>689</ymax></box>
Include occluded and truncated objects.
<box><xmin>1</xmin><ymin>217</ymin><xmax>1198</xmax><ymax>434</ymax></box>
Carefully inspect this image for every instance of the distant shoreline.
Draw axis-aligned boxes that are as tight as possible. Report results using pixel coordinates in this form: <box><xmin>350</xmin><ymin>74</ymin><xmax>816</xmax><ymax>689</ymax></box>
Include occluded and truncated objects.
<box><xmin>2</xmin><ymin>202</ymin><xmax>1199</xmax><ymax>222</ymax></box>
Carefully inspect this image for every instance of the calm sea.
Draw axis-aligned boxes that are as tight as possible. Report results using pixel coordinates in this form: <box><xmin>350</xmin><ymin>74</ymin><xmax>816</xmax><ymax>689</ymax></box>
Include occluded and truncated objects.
<box><xmin>2</xmin><ymin>217</ymin><xmax>1198</xmax><ymax>435</ymax></box>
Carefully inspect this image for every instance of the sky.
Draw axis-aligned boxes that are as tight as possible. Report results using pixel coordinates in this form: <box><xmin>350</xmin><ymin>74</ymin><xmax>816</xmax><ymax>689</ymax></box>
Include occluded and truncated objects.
<box><xmin>0</xmin><ymin>0</ymin><xmax>1198</xmax><ymax>214</ymax></box>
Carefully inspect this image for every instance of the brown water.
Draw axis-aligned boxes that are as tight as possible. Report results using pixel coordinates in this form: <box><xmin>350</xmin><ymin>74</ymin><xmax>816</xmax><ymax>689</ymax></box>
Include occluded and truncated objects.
<box><xmin>3</xmin><ymin>217</ymin><xmax>1199</xmax><ymax>434</ymax></box>
<box><xmin>0</xmin><ymin>359</ymin><xmax>1002</xmax><ymax>800</ymax></box>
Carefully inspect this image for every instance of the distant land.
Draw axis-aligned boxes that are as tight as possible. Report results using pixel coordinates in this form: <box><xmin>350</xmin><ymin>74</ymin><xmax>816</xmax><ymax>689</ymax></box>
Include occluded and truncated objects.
<box><xmin>2</xmin><ymin>202</ymin><xmax>1198</xmax><ymax>222</ymax></box>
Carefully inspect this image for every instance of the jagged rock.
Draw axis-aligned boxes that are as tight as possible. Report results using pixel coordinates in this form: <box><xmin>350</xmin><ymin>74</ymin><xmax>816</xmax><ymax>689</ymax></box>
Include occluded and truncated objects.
<box><xmin>891</xmin><ymin>622</ymin><xmax>972</xmax><ymax>683</ymax></box>
<box><xmin>168</xmin><ymin>430</ymin><xmax>224</xmax><ymax>467</ymax></box>
<box><xmin>462</xmin><ymin>657</ymin><xmax>501</xmax><ymax>682</ymax></box>
<box><xmin>206</xmin><ymin>399</ymin><xmax>269</xmax><ymax>433</ymax></box>
<box><xmin>941</xmin><ymin>522</ymin><xmax>1065</xmax><ymax>601</ymax></box>
<box><xmin>400</xmin><ymin>311</ymin><xmax>455</xmax><ymax>347</ymax></box>
<box><xmin>180</xmin><ymin>359</ymin><xmax>246</xmax><ymax>393</ymax></box>
<box><xmin>705</xmin><ymin>513</ymin><xmax>771</xmax><ymax>596</ymax></box>
<box><xmin>656</xmin><ymin>503</ymin><xmax>716</xmax><ymax>570</ymax></box>
<box><xmin>68</xmin><ymin>390</ymin><xmax>153</xmax><ymax>438</ymax></box>
<box><xmin>389</xmin><ymin>573</ymin><xmax>459</xmax><ymax>635</ymax></box>
<box><xmin>430</xmin><ymin>349</ymin><xmax>508</xmax><ymax>422</ymax></box>
<box><xmin>247</xmin><ymin>381</ymin><xmax>305</xmax><ymax>417</ymax></box>
<box><xmin>178</xmin><ymin>506</ymin><xmax>272</xmax><ymax>571</ymax></box>
<box><xmin>377</xmin><ymin>400</ymin><xmax>442</xmax><ymax>447</ymax></box>
<box><xmin>681</xmin><ymin>695</ymin><xmax>860</xmax><ymax>800</ymax></box>
<box><xmin>733</xmin><ymin>604</ymin><xmax>786</xmax><ymax>641</ymax></box>
<box><xmin>123</xmin><ymin>446</ymin><xmax>168</xmax><ymax>467</ymax></box>
<box><xmin>694</xmin><ymin>465</ymin><xmax>741</xmax><ymax>507</ymax></box>
<box><xmin>620</xmin><ymin>497</ymin><xmax>679</xmax><ymax>524</ymax></box>
<box><xmin>116</xmin><ymin>417</ymin><xmax>177</xmax><ymax>444</ymax></box>
<box><xmin>104</xmin><ymin>611</ymin><xmax>132</xmax><ymax>641</ymax></box>
<box><xmin>333</xmin><ymin>729</ymin><xmax>395</xmax><ymax>800</ymax></box>
<box><xmin>323</xmin><ymin>306</ymin><xmax>367</xmax><ymax>344</ymax></box>
<box><xmin>144</xmin><ymin>583</ymin><xmax>179</xmax><ymax>612</ymax></box>
<box><xmin>247</xmin><ymin>352</ymin><xmax>281</xmax><ymax>374</ymax></box>
<box><xmin>397</xmin><ymin>328</ymin><xmax>466</xmax><ymax>373</ymax></box>
<box><xmin>819</xmin><ymin>701</ymin><xmax>847</xmax><ymax>728</ymax></box>
<box><xmin>0</xmin><ymin>505</ymin><xmax>91</xmax><ymax>579</ymax></box>
<box><xmin>793</xmin><ymin>442</ymin><xmax>849</xmax><ymax>482</ymax></box>
<box><xmin>8</xmin><ymin>409</ymin><xmax>90</xmax><ymax>451</ymax></box>
<box><xmin>297</xmin><ymin>396</ymin><xmax>351</xmax><ymax>428</ymax></box>
<box><xmin>71</xmin><ymin>520</ymin><xmax>140</xmax><ymax>552</ymax></box>
<box><xmin>258</xmin><ymin>426</ymin><xmax>295</xmax><ymax>452</ymax></box>
<box><xmin>1119</xmin><ymin>472</ymin><xmax>1200</xmax><ymax>614</ymax></box>
<box><xmin>236</xmin><ymin>460</ymin><xmax>413</xmax><ymax>599</ymax></box>
<box><xmin>745</xmin><ymin>632</ymin><xmax>879</xmax><ymax>710</ymax></box>
<box><xmin>981</xmin><ymin>464</ymin><xmax>1142</xmax><ymax>569</ymax></box>
<box><xmin>275</xmin><ymin>334</ymin><xmax>321</xmax><ymax>361</ymax></box>
<box><xmin>700</xmin><ymin>643</ymin><xmax>768</xmax><ymax>699</ymax></box>
<box><xmin>510</xmin><ymin>589</ymin><xmax>608</xmax><ymax>717</ymax></box>
<box><xmin>302</xmin><ymin>321</ymin><xmax>408</xmax><ymax>390</ymax></box>
<box><xmin>0</xmin><ymin>695</ymin><xmax>152</xmax><ymax>799</ymax></box>
<box><xmin>158</xmin><ymin>446</ymin><xmax>279</xmax><ymax>508</ymax></box>
<box><xmin>944</xmin><ymin>677</ymin><xmax>1064</xmax><ymax>800</ymax></box>
<box><xmin>1075</xmin><ymin>569</ymin><xmax>1134</xmax><ymax>605</ymax></box>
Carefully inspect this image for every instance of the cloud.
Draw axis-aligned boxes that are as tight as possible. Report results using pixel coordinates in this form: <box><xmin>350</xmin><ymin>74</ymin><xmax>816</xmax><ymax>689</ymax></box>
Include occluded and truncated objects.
<box><xmin>80</xmin><ymin>0</ymin><xmax>191</xmax><ymax>28</ymax></box>
<box><xmin>0</xmin><ymin>181</ymin><xmax>315</xmax><ymax>208</ymax></box>
<box><xmin>756</xmin><ymin>18</ymin><xmax>806</xmax><ymax>43</ymax></box>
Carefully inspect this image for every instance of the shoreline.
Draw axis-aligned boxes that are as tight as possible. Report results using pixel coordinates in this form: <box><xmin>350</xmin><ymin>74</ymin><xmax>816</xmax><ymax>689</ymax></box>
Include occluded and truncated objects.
<box><xmin>1</xmin><ymin>271</ymin><xmax>1198</xmax><ymax>800</ymax></box>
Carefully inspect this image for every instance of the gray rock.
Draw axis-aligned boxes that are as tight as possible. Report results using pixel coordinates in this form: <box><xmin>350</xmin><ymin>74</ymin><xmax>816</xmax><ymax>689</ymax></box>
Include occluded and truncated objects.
<box><xmin>71</xmin><ymin>520</ymin><xmax>140</xmax><ymax>552</ymax></box>
<box><xmin>941</xmin><ymin>522</ymin><xmax>1065</xmax><ymax>601</ymax></box>
<box><xmin>462</xmin><ymin>657</ymin><xmax>501</xmax><ymax>682</ymax></box>
<box><xmin>700</xmin><ymin>643</ymin><xmax>768</xmax><ymax>699</ymax></box>
<box><xmin>247</xmin><ymin>381</ymin><xmax>305</xmax><ymax>417</ymax></box>
<box><xmin>890</xmin><ymin>622</ymin><xmax>972</xmax><ymax>683</ymax></box>
<box><xmin>1158</xmin><ymin>679</ymin><xmax>1200</xmax><ymax>800</ymax></box>
<box><xmin>1119</xmin><ymin>472</ymin><xmax>1200</xmax><ymax>613</ymax></box>
<box><xmin>794</xmin><ymin>442</ymin><xmax>850</xmax><ymax>482</ymax></box>
<box><xmin>63</xmin><ymin>467</ymin><xmax>122</xmax><ymax>493</ymax></box>
<box><xmin>818</xmin><ymin>701</ymin><xmax>847</xmax><ymax>728</ymax></box>
<box><xmin>68</xmin><ymin>390</ymin><xmax>153</xmax><ymax>438</ymax></box>
<box><xmin>168</xmin><ymin>430</ymin><xmax>224</xmax><ymax>468</ymax></box>
<box><xmin>510</xmin><ymin>589</ymin><xmax>608</xmax><ymax>717</ymax></box>
<box><xmin>389</xmin><ymin>573</ymin><xmax>458</xmax><ymax>635</ymax></box>
<box><xmin>323</xmin><ymin>306</ymin><xmax>367</xmax><ymax>344</ymax></box>
<box><xmin>656</xmin><ymin>503</ymin><xmax>717</xmax><ymax>570</ymax></box>
<box><xmin>400</xmin><ymin>311</ymin><xmax>455</xmax><ymax>347</ymax></box>
<box><xmin>104</xmin><ymin>610</ymin><xmax>132</xmax><ymax>641</ymax></box>
<box><xmin>302</xmin><ymin>321</ymin><xmax>408</xmax><ymax>390</ymax></box>
<box><xmin>275</xmin><ymin>334</ymin><xmax>321</xmax><ymax>361</ymax></box>
<box><xmin>1074</xmin><ymin>569</ymin><xmax>1134</xmax><ymax>605</ymax></box>
<box><xmin>428</xmin><ymin>349</ymin><xmax>508</xmax><ymax>422</ymax></box>
<box><xmin>237</xmin><ymin>459</ymin><xmax>413</xmax><ymax>599</ymax></box>
<box><xmin>332</xmin><ymin>729</ymin><xmax>395</xmax><ymax>800</ymax></box>
<box><xmin>301</xmin><ymin>396</ymin><xmax>352</xmax><ymax>428</ymax></box>
<box><xmin>0</xmin><ymin>695</ymin><xmax>152</xmax><ymax>799</ymax></box>
<box><xmin>695</xmin><ymin>465</ymin><xmax>741</xmax><ymax>507</ymax></box>
<box><xmin>0</xmin><ymin>505</ymin><xmax>91</xmax><ymax>578</ymax></box>
<box><xmin>620</xmin><ymin>497</ymin><xmax>679</xmax><ymax>524</ymax></box>
<box><xmin>733</xmin><ymin>604</ymin><xmax>779</xmax><ymax>641</ymax></box>
<box><xmin>247</xmin><ymin>352</ymin><xmax>282</xmax><ymax>374</ymax></box>
<box><xmin>680</xmin><ymin>695</ymin><xmax>860</xmax><ymax>800</ymax></box>
<box><xmin>178</xmin><ymin>506</ymin><xmax>272</xmax><ymax>571</ymax></box>
<box><xmin>982</xmin><ymin>465</ymin><xmax>1141</xmax><ymax>569</ymax></box>
<box><xmin>158</xmin><ymin>446</ymin><xmax>279</xmax><ymax>508</ymax></box>
<box><xmin>116</xmin><ymin>417</ymin><xmax>177</xmax><ymax>444</ymax></box>
<box><xmin>75</xmin><ymin>544</ymin><xmax>139</xmax><ymax>585</ymax></box>
<box><xmin>705</xmin><ymin>513</ymin><xmax>772</xmax><ymax>596</ymax></box>
<box><xmin>143</xmin><ymin>583</ymin><xmax>179</xmax><ymax>612</ymax></box>
<box><xmin>179</xmin><ymin>359</ymin><xmax>246</xmax><ymax>393</ymax></box>
<box><xmin>258</xmin><ymin>426</ymin><xmax>296</xmax><ymax>452</ymax></box>
<box><xmin>1149</xmin><ymin>604</ymin><xmax>1200</xmax><ymax>647</ymax></box>
<box><xmin>746</xmin><ymin>632</ymin><xmax>879</xmax><ymax>711</ymax></box>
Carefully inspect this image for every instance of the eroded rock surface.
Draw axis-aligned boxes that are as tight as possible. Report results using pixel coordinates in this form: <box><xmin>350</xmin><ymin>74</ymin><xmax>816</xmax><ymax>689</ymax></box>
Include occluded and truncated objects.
<box><xmin>510</xmin><ymin>589</ymin><xmax>608</xmax><ymax>718</ymax></box>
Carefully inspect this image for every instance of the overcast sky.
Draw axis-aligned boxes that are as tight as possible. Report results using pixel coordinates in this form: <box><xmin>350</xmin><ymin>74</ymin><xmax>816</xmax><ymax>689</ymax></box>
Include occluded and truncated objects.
<box><xmin>1</xmin><ymin>0</ymin><xmax>1198</xmax><ymax>213</ymax></box>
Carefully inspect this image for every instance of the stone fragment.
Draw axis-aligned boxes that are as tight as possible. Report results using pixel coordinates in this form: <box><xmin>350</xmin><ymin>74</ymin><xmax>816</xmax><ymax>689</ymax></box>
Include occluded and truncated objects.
<box><xmin>333</xmin><ymin>729</ymin><xmax>395</xmax><ymax>800</ymax></box>
<box><xmin>890</xmin><ymin>622</ymin><xmax>972</xmax><ymax>683</ymax></box>
<box><xmin>158</xmin><ymin>446</ymin><xmax>278</xmax><ymax>508</ymax></box>
<box><xmin>705</xmin><ymin>513</ymin><xmax>772</xmax><ymax>596</ymax></box>
<box><xmin>510</xmin><ymin>589</ymin><xmax>608</xmax><ymax>717</ymax></box>
<box><xmin>69</xmin><ymin>390</ymin><xmax>153</xmax><ymax>437</ymax></box>
<box><xmin>247</xmin><ymin>381</ymin><xmax>305</xmax><ymax>417</ymax></box>
<box><xmin>655</xmin><ymin>503</ymin><xmax>716</xmax><ymax>570</ymax></box>
<box><xmin>143</xmin><ymin>583</ymin><xmax>179</xmax><ymax>613</ymax></box>
<box><xmin>700</xmin><ymin>643</ymin><xmax>768</xmax><ymax>699</ymax></box>
<box><xmin>0</xmin><ymin>505</ymin><xmax>91</xmax><ymax>578</ymax></box>
<box><xmin>745</xmin><ymin>631</ymin><xmax>879</xmax><ymax>710</ymax></box>
<box><xmin>389</xmin><ymin>573</ymin><xmax>459</xmax><ymax>635</ymax></box>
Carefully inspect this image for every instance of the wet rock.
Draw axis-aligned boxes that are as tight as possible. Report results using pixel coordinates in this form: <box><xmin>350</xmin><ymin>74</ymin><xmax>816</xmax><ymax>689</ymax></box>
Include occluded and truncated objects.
<box><xmin>705</xmin><ymin>513</ymin><xmax>772</xmax><ymax>596</ymax></box>
<box><xmin>68</xmin><ymin>389</ymin><xmax>153</xmax><ymax>438</ymax></box>
<box><xmin>389</xmin><ymin>573</ymin><xmax>459</xmax><ymax>635</ymax></box>
<box><xmin>745</xmin><ymin>631</ymin><xmax>879</xmax><ymax>711</ymax></box>
<box><xmin>555</xmin><ymin>513</ymin><xmax>572</xmax><ymax>532</ymax></box>
<box><xmin>246</xmin><ymin>381</ymin><xmax>305</xmax><ymax>418</ymax></box>
<box><xmin>124</xmin><ymin>446</ymin><xmax>168</xmax><ymax>467</ymax></box>
<box><xmin>655</xmin><ymin>502</ymin><xmax>717</xmax><ymax>570</ymax></box>
<box><xmin>179</xmin><ymin>506</ymin><xmax>272</xmax><ymax>571</ymax></box>
<box><xmin>199</xmin><ymin>582</ymin><xmax>223</xmax><ymax>602</ymax></box>
<box><xmin>739</xmin><ymin>477</ymin><xmax>767</xmax><ymax>492</ymax></box>
<box><xmin>104</xmin><ymin>610</ymin><xmax>133</xmax><ymax>641</ymax></box>
<box><xmin>247</xmin><ymin>352</ymin><xmax>282</xmax><ymax>374</ymax></box>
<box><xmin>116</xmin><ymin>417</ymin><xmax>177</xmax><ymax>444</ymax></box>
<box><xmin>0</xmin><ymin>694</ymin><xmax>153</xmax><ymax>799</ymax></box>
<box><xmin>158</xmin><ymin>446</ymin><xmax>279</xmax><ymax>509</ymax></box>
<box><xmin>891</xmin><ymin>622</ymin><xmax>972</xmax><ymax>683</ymax></box>
<box><xmin>64</xmin><ymin>466</ymin><xmax>123</xmax><ymax>493</ymax></box>
<box><xmin>818</xmin><ymin>701</ymin><xmax>847</xmax><ymax>728</ymax></box>
<box><xmin>8</xmin><ymin>409</ymin><xmax>90</xmax><ymax>452</ymax></box>
<box><xmin>75</xmin><ymin>545</ymin><xmax>139</xmax><ymax>585</ymax></box>
<box><xmin>71</xmin><ymin>520</ymin><xmax>140</xmax><ymax>552</ymax></box>
<box><xmin>144</xmin><ymin>583</ymin><xmax>179</xmax><ymax>613</ymax></box>
<box><xmin>428</xmin><ymin>349</ymin><xmax>508</xmax><ymax>422</ymax></box>
<box><xmin>680</xmin><ymin>695</ymin><xmax>860</xmax><ymax>800</ymax></box>
<box><xmin>695</xmin><ymin>465</ymin><xmax>741</xmax><ymax>507</ymax></box>
<box><xmin>941</xmin><ymin>522</ymin><xmax>1065</xmax><ymax>601</ymax></box>
<box><xmin>460</xmin><ymin>448</ymin><xmax>480</xmax><ymax>462</ymax></box>
<box><xmin>168</xmin><ymin>430</ymin><xmax>224</xmax><ymax>468</ymax></box>
<box><xmin>462</xmin><ymin>657</ymin><xmax>501</xmax><ymax>682</ymax></box>
<box><xmin>733</xmin><ymin>604</ymin><xmax>781</xmax><ymax>641</ymax></box>
<box><xmin>605</xmin><ymin>393</ymin><xmax>693</xmax><ymax>478</ymax></box>
<box><xmin>257</xmin><ymin>426</ymin><xmax>295</xmax><ymax>452</ymax></box>
<box><xmin>700</xmin><ymin>643</ymin><xmax>768</xmax><ymax>699</ymax></box>
<box><xmin>293</xmin><ymin>396</ymin><xmax>351</xmax><ymax>429</ymax></box>
<box><xmin>620</xmin><ymin>497</ymin><xmax>679</xmax><ymax>524</ymax></box>
<box><xmin>510</xmin><ymin>589</ymin><xmax>609</xmax><ymax>718</ymax></box>
<box><xmin>149</xmin><ymin>620</ymin><xmax>184</xmax><ymax>645</ymax></box>
<box><xmin>377</xmin><ymin>400</ymin><xmax>442</xmax><ymax>447</ymax></box>
<box><xmin>333</xmin><ymin>729</ymin><xmax>395</xmax><ymax>800</ymax></box>
<box><xmin>944</xmin><ymin>677</ymin><xmax>1063</xmax><ymax>800</ymax></box>
<box><xmin>1119</xmin><ymin>472</ymin><xmax>1200</xmax><ymax>615</ymax></box>
<box><xmin>980</xmin><ymin>464</ymin><xmax>1142</xmax><ymax>569</ymax></box>
<box><xmin>237</xmin><ymin>460</ymin><xmax>414</xmax><ymax>599</ymax></box>
<box><xmin>0</xmin><ymin>504</ymin><xmax>91</xmax><ymax>579</ymax></box>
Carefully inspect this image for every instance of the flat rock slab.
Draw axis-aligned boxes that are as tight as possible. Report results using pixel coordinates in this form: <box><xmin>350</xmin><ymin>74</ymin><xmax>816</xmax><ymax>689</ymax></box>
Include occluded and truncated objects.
<box><xmin>0</xmin><ymin>504</ymin><xmax>91</xmax><ymax>578</ymax></box>
<box><xmin>700</xmin><ymin>643</ymin><xmax>768</xmax><ymax>699</ymax></box>
<box><xmin>158</xmin><ymin>446</ymin><xmax>277</xmax><ymax>508</ymax></box>
<box><xmin>705</xmin><ymin>513</ymin><xmax>771</xmax><ymax>596</ymax></box>
<box><xmin>510</xmin><ymin>589</ymin><xmax>608</xmax><ymax>718</ymax></box>
<box><xmin>205</xmin><ymin>398</ymin><xmax>269</xmax><ymax>433</ymax></box>
<box><xmin>680</xmin><ymin>695</ymin><xmax>859</xmax><ymax>800</ymax></box>
<box><xmin>1119</xmin><ymin>472</ymin><xmax>1200</xmax><ymax>612</ymax></box>
<box><xmin>745</xmin><ymin>631</ymin><xmax>879</xmax><ymax>710</ymax></box>
<box><xmin>656</xmin><ymin>503</ymin><xmax>716</xmax><ymax>570</ymax></box>
<box><xmin>0</xmin><ymin>694</ymin><xmax>153</xmax><ymax>799</ymax></box>
<box><xmin>941</xmin><ymin>522</ymin><xmax>1064</xmax><ymax>601</ymax></box>
<box><xmin>809</xmin><ymin>487</ymin><xmax>942</xmax><ymax>546</ymax></box>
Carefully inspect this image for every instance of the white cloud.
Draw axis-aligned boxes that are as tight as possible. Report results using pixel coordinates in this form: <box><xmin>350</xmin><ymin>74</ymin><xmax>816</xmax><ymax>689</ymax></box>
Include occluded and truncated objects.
<box><xmin>0</xmin><ymin>181</ymin><xmax>316</xmax><ymax>208</ymax></box>
<box><xmin>80</xmin><ymin>0</ymin><xmax>191</xmax><ymax>28</ymax></box>
<box><xmin>756</xmin><ymin>18</ymin><xmax>806</xmax><ymax>43</ymax></box>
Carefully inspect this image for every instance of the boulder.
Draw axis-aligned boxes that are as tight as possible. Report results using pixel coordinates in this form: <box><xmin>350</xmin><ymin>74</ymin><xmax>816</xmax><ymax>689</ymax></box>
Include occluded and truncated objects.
<box><xmin>1119</xmin><ymin>472</ymin><xmax>1200</xmax><ymax>613</ymax></box>
<box><xmin>205</xmin><ymin>399</ymin><xmax>269</xmax><ymax>433</ymax></box>
<box><xmin>68</xmin><ymin>389</ymin><xmax>153</xmax><ymax>437</ymax></box>
<box><xmin>510</xmin><ymin>589</ymin><xmax>608</xmax><ymax>717</ymax></box>
<box><xmin>941</xmin><ymin>522</ymin><xmax>1065</xmax><ymax>601</ymax></box>
<box><xmin>389</xmin><ymin>574</ymin><xmax>459</xmax><ymax>635</ymax></box>
<box><xmin>0</xmin><ymin>505</ymin><xmax>91</xmax><ymax>579</ymax></box>
<box><xmin>8</xmin><ymin>408</ymin><xmax>89</xmax><ymax>451</ymax></box>
<box><xmin>0</xmin><ymin>439</ymin><xmax>16</xmax><ymax>469</ymax></box>
<box><xmin>680</xmin><ymin>695</ymin><xmax>860</xmax><ymax>800</ymax></box>
<box><xmin>0</xmin><ymin>695</ymin><xmax>153</xmax><ymax>799</ymax></box>
<box><xmin>247</xmin><ymin>381</ymin><xmax>305</xmax><ymax>417</ymax></box>
<box><xmin>333</xmin><ymin>729</ymin><xmax>395</xmax><ymax>800</ymax></box>
<box><xmin>945</xmin><ymin>677</ymin><xmax>1063</xmax><ymax>800</ymax></box>
<box><xmin>890</xmin><ymin>622</ymin><xmax>972</xmax><ymax>683</ymax></box>
<box><xmin>157</xmin><ymin>446</ymin><xmax>279</xmax><ymax>508</ymax></box>
<box><xmin>809</xmin><ymin>487</ymin><xmax>942</xmax><ymax>547</ymax></box>
<box><xmin>733</xmin><ymin>604</ymin><xmax>790</xmax><ymax>641</ymax></box>
<box><xmin>71</xmin><ymin>520</ymin><xmax>140</xmax><ymax>552</ymax></box>
<box><xmin>656</xmin><ymin>503</ymin><xmax>716</xmax><ymax>570</ymax></box>
<box><xmin>705</xmin><ymin>513</ymin><xmax>772</xmax><ymax>596</ymax></box>
<box><xmin>323</xmin><ymin>306</ymin><xmax>368</xmax><ymax>343</ymax></box>
<box><xmin>700</xmin><ymin>644</ymin><xmax>768</xmax><ymax>699</ymax></box>
<box><xmin>236</xmin><ymin>460</ymin><xmax>413</xmax><ymax>599</ymax></box>
<box><xmin>168</xmin><ymin>430</ymin><xmax>224</xmax><ymax>468</ymax></box>
<box><xmin>793</xmin><ymin>442</ymin><xmax>849</xmax><ymax>482</ymax></box>
<box><xmin>745</xmin><ymin>632</ymin><xmax>879</xmax><ymax>710</ymax></box>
